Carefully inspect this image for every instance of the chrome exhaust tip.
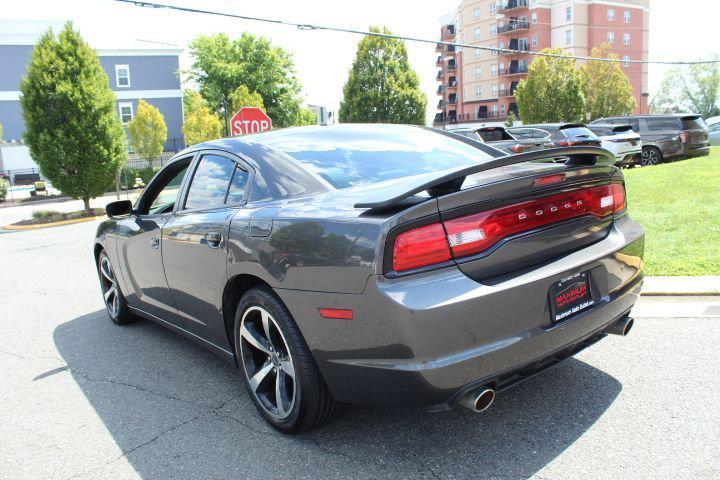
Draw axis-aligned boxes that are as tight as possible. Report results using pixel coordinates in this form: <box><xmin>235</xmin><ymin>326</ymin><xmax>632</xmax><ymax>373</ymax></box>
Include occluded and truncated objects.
<box><xmin>606</xmin><ymin>316</ymin><xmax>634</xmax><ymax>336</ymax></box>
<box><xmin>460</xmin><ymin>387</ymin><xmax>496</xmax><ymax>412</ymax></box>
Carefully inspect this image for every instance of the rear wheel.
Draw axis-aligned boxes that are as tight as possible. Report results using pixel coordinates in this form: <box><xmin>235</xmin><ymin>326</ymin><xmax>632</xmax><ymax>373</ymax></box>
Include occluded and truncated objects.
<box><xmin>97</xmin><ymin>250</ymin><xmax>135</xmax><ymax>325</ymax></box>
<box><xmin>641</xmin><ymin>146</ymin><xmax>662</xmax><ymax>166</ymax></box>
<box><xmin>234</xmin><ymin>287</ymin><xmax>335</xmax><ymax>433</ymax></box>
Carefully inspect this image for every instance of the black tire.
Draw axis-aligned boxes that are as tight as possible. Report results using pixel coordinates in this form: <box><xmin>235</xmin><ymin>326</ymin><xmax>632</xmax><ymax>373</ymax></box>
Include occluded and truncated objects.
<box><xmin>234</xmin><ymin>286</ymin><xmax>335</xmax><ymax>433</ymax></box>
<box><xmin>97</xmin><ymin>250</ymin><xmax>136</xmax><ymax>325</ymax></box>
<box><xmin>641</xmin><ymin>146</ymin><xmax>662</xmax><ymax>166</ymax></box>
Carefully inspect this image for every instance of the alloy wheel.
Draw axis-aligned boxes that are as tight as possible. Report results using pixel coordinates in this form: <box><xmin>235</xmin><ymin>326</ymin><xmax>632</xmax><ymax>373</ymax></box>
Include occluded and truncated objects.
<box><xmin>641</xmin><ymin>148</ymin><xmax>659</xmax><ymax>166</ymax></box>
<box><xmin>239</xmin><ymin>306</ymin><xmax>296</xmax><ymax>420</ymax></box>
<box><xmin>99</xmin><ymin>256</ymin><xmax>120</xmax><ymax>319</ymax></box>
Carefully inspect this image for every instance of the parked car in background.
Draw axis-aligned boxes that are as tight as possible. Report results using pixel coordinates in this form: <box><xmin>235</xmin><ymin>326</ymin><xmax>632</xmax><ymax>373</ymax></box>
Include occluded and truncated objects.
<box><xmin>708</xmin><ymin>122</ymin><xmax>720</xmax><ymax>146</ymax></box>
<box><xmin>95</xmin><ymin>124</ymin><xmax>643</xmax><ymax>433</ymax></box>
<box><xmin>467</xmin><ymin>125</ymin><xmax>553</xmax><ymax>154</ymax></box>
<box><xmin>525</xmin><ymin>124</ymin><xmax>602</xmax><ymax>148</ymax></box>
<box><xmin>591</xmin><ymin>114</ymin><xmax>710</xmax><ymax>165</ymax></box>
<box><xmin>587</xmin><ymin>124</ymin><xmax>643</xmax><ymax>167</ymax></box>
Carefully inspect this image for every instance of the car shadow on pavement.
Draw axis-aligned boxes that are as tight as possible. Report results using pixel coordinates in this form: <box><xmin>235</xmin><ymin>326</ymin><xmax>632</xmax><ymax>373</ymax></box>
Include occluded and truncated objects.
<box><xmin>54</xmin><ymin>310</ymin><xmax>622</xmax><ymax>479</ymax></box>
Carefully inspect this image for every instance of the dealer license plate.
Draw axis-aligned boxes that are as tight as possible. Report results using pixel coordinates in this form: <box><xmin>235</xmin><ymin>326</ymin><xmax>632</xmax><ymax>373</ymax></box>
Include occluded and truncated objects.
<box><xmin>549</xmin><ymin>271</ymin><xmax>594</xmax><ymax>323</ymax></box>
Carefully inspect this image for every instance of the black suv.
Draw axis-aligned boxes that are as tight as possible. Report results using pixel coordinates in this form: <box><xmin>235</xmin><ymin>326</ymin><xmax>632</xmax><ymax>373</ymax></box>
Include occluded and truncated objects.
<box><xmin>591</xmin><ymin>114</ymin><xmax>710</xmax><ymax>165</ymax></box>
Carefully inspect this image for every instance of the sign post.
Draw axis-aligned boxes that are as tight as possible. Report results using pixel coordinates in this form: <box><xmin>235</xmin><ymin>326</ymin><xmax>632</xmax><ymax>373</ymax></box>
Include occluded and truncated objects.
<box><xmin>230</xmin><ymin>107</ymin><xmax>273</xmax><ymax>136</ymax></box>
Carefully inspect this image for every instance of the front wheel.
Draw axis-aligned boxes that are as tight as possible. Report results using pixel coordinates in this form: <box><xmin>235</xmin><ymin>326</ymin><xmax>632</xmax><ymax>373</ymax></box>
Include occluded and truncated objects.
<box><xmin>641</xmin><ymin>146</ymin><xmax>662</xmax><ymax>166</ymax></box>
<box><xmin>97</xmin><ymin>250</ymin><xmax>136</xmax><ymax>325</ymax></box>
<box><xmin>234</xmin><ymin>287</ymin><xmax>335</xmax><ymax>433</ymax></box>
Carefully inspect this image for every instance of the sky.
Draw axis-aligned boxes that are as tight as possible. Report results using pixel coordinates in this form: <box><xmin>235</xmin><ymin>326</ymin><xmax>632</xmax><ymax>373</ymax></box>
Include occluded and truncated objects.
<box><xmin>3</xmin><ymin>0</ymin><xmax>719</xmax><ymax>123</ymax></box>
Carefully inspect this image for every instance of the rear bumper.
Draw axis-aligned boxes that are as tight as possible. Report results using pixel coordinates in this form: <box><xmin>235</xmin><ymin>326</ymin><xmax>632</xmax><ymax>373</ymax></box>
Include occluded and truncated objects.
<box><xmin>278</xmin><ymin>216</ymin><xmax>644</xmax><ymax>408</ymax></box>
<box><xmin>684</xmin><ymin>144</ymin><xmax>710</xmax><ymax>157</ymax></box>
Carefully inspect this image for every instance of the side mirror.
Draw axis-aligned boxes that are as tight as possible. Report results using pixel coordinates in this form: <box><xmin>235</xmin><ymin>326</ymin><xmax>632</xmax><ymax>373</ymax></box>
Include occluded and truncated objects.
<box><xmin>105</xmin><ymin>200</ymin><xmax>133</xmax><ymax>218</ymax></box>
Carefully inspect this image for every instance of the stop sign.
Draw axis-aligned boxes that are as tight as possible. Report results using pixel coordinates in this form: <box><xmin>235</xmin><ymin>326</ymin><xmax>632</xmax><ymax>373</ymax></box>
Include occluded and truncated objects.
<box><xmin>230</xmin><ymin>107</ymin><xmax>272</xmax><ymax>136</ymax></box>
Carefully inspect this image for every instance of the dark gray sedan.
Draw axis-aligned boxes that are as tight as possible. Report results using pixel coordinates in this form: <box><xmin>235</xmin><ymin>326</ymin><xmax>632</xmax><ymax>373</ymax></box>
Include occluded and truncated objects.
<box><xmin>95</xmin><ymin>124</ymin><xmax>644</xmax><ymax>433</ymax></box>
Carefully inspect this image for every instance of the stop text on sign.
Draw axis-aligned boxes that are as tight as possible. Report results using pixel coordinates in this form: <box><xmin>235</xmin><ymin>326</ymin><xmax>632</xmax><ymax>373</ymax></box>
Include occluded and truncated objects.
<box><xmin>230</xmin><ymin>107</ymin><xmax>273</xmax><ymax>136</ymax></box>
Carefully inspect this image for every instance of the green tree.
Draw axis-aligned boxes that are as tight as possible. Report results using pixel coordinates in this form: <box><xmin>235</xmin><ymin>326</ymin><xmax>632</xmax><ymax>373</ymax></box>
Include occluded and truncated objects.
<box><xmin>652</xmin><ymin>58</ymin><xmax>719</xmax><ymax>117</ymax></box>
<box><xmin>187</xmin><ymin>33</ymin><xmax>304</xmax><ymax>133</ymax></box>
<box><xmin>229</xmin><ymin>84</ymin><xmax>265</xmax><ymax>113</ymax></box>
<box><xmin>581</xmin><ymin>43</ymin><xmax>636</xmax><ymax>121</ymax></box>
<box><xmin>295</xmin><ymin>108</ymin><xmax>318</xmax><ymax>126</ymax></box>
<box><xmin>128</xmin><ymin>100</ymin><xmax>167</xmax><ymax>159</ymax></box>
<box><xmin>339</xmin><ymin>27</ymin><xmax>427</xmax><ymax>124</ymax></box>
<box><xmin>505</xmin><ymin>112</ymin><xmax>516</xmax><ymax>127</ymax></box>
<box><xmin>514</xmin><ymin>48</ymin><xmax>585</xmax><ymax>123</ymax></box>
<box><xmin>20</xmin><ymin>23</ymin><xmax>125</xmax><ymax>212</ymax></box>
<box><xmin>182</xmin><ymin>93</ymin><xmax>223</xmax><ymax>146</ymax></box>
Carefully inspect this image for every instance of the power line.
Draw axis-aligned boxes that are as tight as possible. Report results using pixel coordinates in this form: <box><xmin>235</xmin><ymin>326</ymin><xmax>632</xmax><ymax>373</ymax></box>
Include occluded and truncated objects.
<box><xmin>114</xmin><ymin>0</ymin><xmax>720</xmax><ymax>65</ymax></box>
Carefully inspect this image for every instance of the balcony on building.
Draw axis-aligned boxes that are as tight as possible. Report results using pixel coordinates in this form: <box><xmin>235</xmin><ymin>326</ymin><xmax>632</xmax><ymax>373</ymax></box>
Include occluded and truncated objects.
<box><xmin>437</xmin><ymin>99</ymin><xmax>446</xmax><ymax>110</ymax></box>
<box><xmin>500</xmin><ymin>0</ymin><xmax>529</xmax><ymax>14</ymax></box>
<box><xmin>498</xmin><ymin>19</ymin><xmax>530</xmax><ymax>33</ymax></box>
<box><xmin>437</xmin><ymin>84</ymin><xmax>445</xmax><ymax>95</ymax></box>
<box><xmin>509</xmin><ymin>103</ymin><xmax>519</xmax><ymax>116</ymax></box>
<box><xmin>509</xmin><ymin>81</ymin><xmax>519</xmax><ymax>95</ymax></box>
<box><xmin>448</xmin><ymin>93</ymin><xmax>457</xmax><ymax>105</ymax></box>
<box><xmin>433</xmin><ymin>112</ymin><xmax>445</xmax><ymax>124</ymax></box>
<box><xmin>447</xmin><ymin>44</ymin><xmax>456</xmax><ymax>53</ymax></box>
<box><xmin>507</xmin><ymin>60</ymin><xmax>529</xmax><ymax>75</ymax></box>
<box><xmin>447</xmin><ymin>109</ymin><xmax>457</xmax><ymax>123</ymax></box>
<box><xmin>447</xmin><ymin>76</ymin><xmax>458</xmax><ymax>88</ymax></box>
<box><xmin>501</xmin><ymin>38</ymin><xmax>530</xmax><ymax>55</ymax></box>
<box><xmin>447</xmin><ymin>59</ymin><xmax>457</xmax><ymax>70</ymax></box>
<box><xmin>437</xmin><ymin>69</ymin><xmax>444</xmax><ymax>80</ymax></box>
<box><xmin>441</xmin><ymin>24</ymin><xmax>456</xmax><ymax>41</ymax></box>
<box><xmin>436</xmin><ymin>55</ymin><xmax>443</xmax><ymax>66</ymax></box>
<box><xmin>435</xmin><ymin>42</ymin><xmax>443</xmax><ymax>53</ymax></box>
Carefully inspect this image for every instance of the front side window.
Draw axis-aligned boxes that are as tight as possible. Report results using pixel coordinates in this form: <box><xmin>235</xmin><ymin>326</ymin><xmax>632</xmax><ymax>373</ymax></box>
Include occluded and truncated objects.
<box><xmin>115</xmin><ymin>64</ymin><xmax>130</xmax><ymax>88</ymax></box>
<box><xmin>148</xmin><ymin>165</ymin><xmax>188</xmax><ymax>214</ymax></box>
<box><xmin>607</xmin><ymin>8</ymin><xmax>615</xmax><ymax>21</ymax></box>
<box><xmin>119</xmin><ymin>102</ymin><xmax>133</xmax><ymax>124</ymax></box>
<box><xmin>184</xmin><ymin>155</ymin><xmax>236</xmax><ymax>210</ymax></box>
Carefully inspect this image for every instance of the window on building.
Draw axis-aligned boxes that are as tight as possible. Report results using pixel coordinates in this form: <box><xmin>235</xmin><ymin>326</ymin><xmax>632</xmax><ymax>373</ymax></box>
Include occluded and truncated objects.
<box><xmin>500</xmin><ymin>104</ymin><xmax>506</xmax><ymax>114</ymax></box>
<box><xmin>519</xmin><ymin>38</ymin><xmax>529</xmax><ymax>51</ymax></box>
<box><xmin>475</xmin><ymin>86</ymin><xmax>482</xmax><ymax>97</ymax></box>
<box><xmin>565</xmin><ymin>6</ymin><xmax>572</xmax><ymax>22</ymax></box>
<box><xmin>474</xmin><ymin>66</ymin><xmax>482</xmax><ymax>78</ymax></box>
<box><xmin>532</xmin><ymin>34</ymin><xmax>538</xmax><ymax>47</ymax></box>
<box><xmin>623</xmin><ymin>33</ymin><xmax>630</xmax><ymax>45</ymax></box>
<box><xmin>490</xmin><ymin>2</ymin><xmax>497</xmax><ymax>14</ymax></box>
<box><xmin>492</xmin><ymin>43</ymin><xmax>498</xmax><ymax>55</ymax></box>
<box><xmin>531</xmin><ymin>12</ymin><xmax>537</xmax><ymax>24</ymax></box>
<box><xmin>475</xmin><ymin>27</ymin><xmax>481</xmax><ymax>39</ymax></box>
<box><xmin>118</xmin><ymin>102</ymin><xmax>133</xmax><ymax>124</ymax></box>
<box><xmin>115</xmin><ymin>64</ymin><xmax>130</xmax><ymax>88</ymax></box>
<box><xmin>499</xmin><ymin>62</ymin><xmax>505</xmax><ymax>74</ymax></box>
<box><xmin>624</xmin><ymin>10</ymin><xmax>631</xmax><ymax>23</ymax></box>
<box><xmin>492</xmin><ymin>105</ymin><xmax>499</xmax><ymax>116</ymax></box>
<box><xmin>623</xmin><ymin>55</ymin><xmax>630</xmax><ymax>67</ymax></box>
<box><xmin>565</xmin><ymin>29</ymin><xmax>572</xmax><ymax>45</ymax></box>
<box><xmin>607</xmin><ymin>9</ymin><xmax>615</xmax><ymax>21</ymax></box>
<box><xmin>474</xmin><ymin>7</ymin><xmax>481</xmax><ymax>20</ymax></box>
<box><xmin>492</xmin><ymin>84</ymin><xmax>498</xmax><ymax>96</ymax></box>
<box><xmin>490</xmin><ymin>24</ymin><xmax>497</xmax><ymax>36</ymax></box>
<box><xmin>499</xmin><ymin>41</ymin><xmax>505</xmax><ymax>50</ymax></box>
<box><xmin>491</xmin><ymin>64</ymin><xmax>498</xmax><ymax>75</ymax></box>
<box><xmin>607</xmin><ymin>31</ymin><xmax>615</xmax><ymax>44</ymax></box>
<box><xmin>475</xmin><ymin>48</ymin><xmax>482</xmax><ymax>59</ymax></box>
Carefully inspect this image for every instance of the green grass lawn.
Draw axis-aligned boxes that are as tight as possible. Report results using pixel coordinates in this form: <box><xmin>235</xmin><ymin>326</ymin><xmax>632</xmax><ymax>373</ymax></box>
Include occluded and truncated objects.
<box><xmin>623</xmin><ymin>147</ymin><xmax>720</xmax><ymax>276</ymax></box>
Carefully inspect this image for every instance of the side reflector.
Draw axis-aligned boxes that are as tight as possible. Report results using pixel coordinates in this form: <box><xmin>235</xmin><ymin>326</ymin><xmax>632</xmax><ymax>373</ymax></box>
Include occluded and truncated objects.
<box><xmin>318</xmin><ymin>308</ymin><xmax>354</xmax><ymax>320</ymax></box>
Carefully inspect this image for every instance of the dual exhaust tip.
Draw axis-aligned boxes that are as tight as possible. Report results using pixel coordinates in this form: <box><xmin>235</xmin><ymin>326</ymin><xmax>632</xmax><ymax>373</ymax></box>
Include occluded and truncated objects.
<box><xmin>459</xmin><ymin>316</ymin><xmax>634</xmax><ymax>413</ymax></box>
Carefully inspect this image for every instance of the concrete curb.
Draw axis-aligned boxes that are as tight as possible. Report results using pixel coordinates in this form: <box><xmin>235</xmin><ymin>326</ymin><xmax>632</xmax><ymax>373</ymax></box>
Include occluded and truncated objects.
<box><xmin>642</xmin><ymin>276</ymin><xmax>720</xmax><ymax>296</ymax></box>
<box><xmin>2</xmin><ymin>215</ymin><xmax>106</xmax><ymax>231</ymax></box>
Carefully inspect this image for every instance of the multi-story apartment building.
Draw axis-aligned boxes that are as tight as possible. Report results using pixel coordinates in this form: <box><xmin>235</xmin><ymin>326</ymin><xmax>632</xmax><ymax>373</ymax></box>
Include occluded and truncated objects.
<box><xmin>0</xmin><ymin>20</ymin><xmax>184</xmax><ymax>172</ymax></box>
<box><xmin>434</xmin><ymin>0</ymin><xmax>650</xmax><ymax>128</ymax></box>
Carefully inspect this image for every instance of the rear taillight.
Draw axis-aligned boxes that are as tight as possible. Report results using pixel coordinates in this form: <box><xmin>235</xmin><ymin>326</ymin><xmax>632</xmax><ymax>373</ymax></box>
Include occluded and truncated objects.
<box><xmin>392</xmin><ymin>223</ymin><xmax>452</xmax><ymax>271</ymax></box>
<box><xmin>508</xmin><ymin>144</ymin><xmax>530</xmax><ymax>153</ymax></box>
<box><xmin>391</xmin><ymin>183</ymin><xmax>627</xmax><ymax>272</ymax></box>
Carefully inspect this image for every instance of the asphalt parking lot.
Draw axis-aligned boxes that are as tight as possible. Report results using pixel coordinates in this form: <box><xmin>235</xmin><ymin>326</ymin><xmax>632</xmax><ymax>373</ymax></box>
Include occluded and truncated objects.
<box><xmin>1</xmin><ymin>220</ymin><xmax>719</xmax><ymax>480</ymax></box>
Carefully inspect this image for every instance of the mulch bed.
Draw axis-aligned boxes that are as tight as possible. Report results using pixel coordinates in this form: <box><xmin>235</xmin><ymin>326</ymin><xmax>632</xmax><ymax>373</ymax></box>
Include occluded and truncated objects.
<box><xmin>11</xmin><ymin>208</ymin><xmax>105</xmax><ymax>226</ymax></box>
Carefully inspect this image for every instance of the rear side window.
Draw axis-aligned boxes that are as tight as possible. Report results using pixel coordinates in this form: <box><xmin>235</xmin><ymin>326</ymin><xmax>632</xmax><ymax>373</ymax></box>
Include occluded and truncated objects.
<box><xmin>645</xmin><ymin>117</ymin><xmax>681</xmax><ymax>131</ymax></box>
<box><xmin>226</xmin><ymin>167</ymin><xmax>250</xmax><ymax>204</ymax></box>
<box><xmin>184</xmin><ymin>154</ymin><xmax>235</xmax><ymax>210</ymax></box>
<box><xmin>681</xmin><ymin>117</ymin><xmax>707</xmax><ymax>130</ymax></box>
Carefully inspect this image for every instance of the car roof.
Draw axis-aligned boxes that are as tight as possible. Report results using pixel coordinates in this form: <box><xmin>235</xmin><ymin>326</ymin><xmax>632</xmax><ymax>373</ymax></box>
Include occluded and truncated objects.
<box><xmin>599</xmin><ymin>113</ymin><xmax>701</xmax><ymax>120</ymax></box>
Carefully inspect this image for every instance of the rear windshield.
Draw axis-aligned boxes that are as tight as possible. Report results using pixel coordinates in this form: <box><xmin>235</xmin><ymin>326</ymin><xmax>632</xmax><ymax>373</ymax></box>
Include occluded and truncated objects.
<box><xmin>477</xmin><ymin>128</ymin><xmax>513</xmax><ymax>141</ymax></box>
<box><xmin>587</xmin><ymin>126</ymin><xmax>612</xmax><ymax>137</ymax></box>
<box><xmin>258</xmin><ymin>125</ymin><xmax>496</xmax><ymax>189</ymax></box>
<box><xmin>681</xmin><ymin>116</ymin><xmax>707</xmax><ymax>130</ymax></box>
<box><xmin>556</xmin><ymin>127</ymin><xmax>598</xmax><ymax>140</ymax></box>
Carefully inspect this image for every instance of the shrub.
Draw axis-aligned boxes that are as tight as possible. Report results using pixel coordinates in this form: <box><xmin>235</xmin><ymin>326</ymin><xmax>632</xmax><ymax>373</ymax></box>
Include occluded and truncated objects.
<box><xmin>0</xmin><ymin>178</ymin><xmax>8</xmax><ymax>201</ymax></box>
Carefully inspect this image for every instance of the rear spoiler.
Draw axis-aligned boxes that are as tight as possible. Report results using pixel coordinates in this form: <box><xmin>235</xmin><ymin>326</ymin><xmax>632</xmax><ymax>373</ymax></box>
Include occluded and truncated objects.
<box><xmin>354</xmin><ymin>146</ymin><xmax>613</xmax><ymax>210</ymax></box>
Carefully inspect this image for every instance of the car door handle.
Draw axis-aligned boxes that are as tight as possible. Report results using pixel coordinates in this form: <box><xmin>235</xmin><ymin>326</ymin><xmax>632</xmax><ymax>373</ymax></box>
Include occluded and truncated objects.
<box><xmin>205</xmin><ymin>232</ymin><xmax>223</xmax><ymax>248</ymax></box>
<box><xmin>150</xmin><ymin>236</ymin><xmax>160</xmax><ymax>250</ymax></box>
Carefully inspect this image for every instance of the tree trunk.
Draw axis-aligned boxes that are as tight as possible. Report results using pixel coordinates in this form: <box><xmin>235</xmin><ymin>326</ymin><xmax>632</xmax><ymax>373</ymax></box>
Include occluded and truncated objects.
<box><xmin>83</xmin><ymin>197</ymin><xmax>91</xmax><ymax>214</ymax></box>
